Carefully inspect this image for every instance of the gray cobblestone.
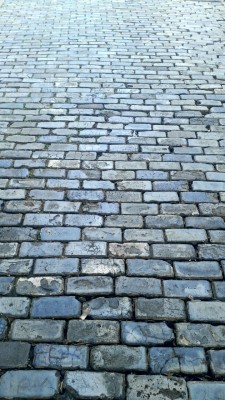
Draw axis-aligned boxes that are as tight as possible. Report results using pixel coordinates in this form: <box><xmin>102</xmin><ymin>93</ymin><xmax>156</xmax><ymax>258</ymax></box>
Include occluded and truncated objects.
<box><xmin>0</xmin><ymin>370</ymin><xmax>59</xmax><ymax>399</ymax></box>
<box><xmin>31</xmin><ymin>296</ymin><xmax>81</xmax><ymax>318</ymax></box>
<box><xmin>122</xmin><ymin>322</ymin><xmax>174</xmax><ymax>345</ymax></box>
<box><xmin>90</xmin><ymin>345</ymin><xmax>147</xmax><ymax>371</ymax></box>
<box><xmin>127</xmin><ymin>375</ymin><xmax>187</xmax><ymax>400</ymax></box>
<box><xmin>68</xmin><ymin>320</ymin><xmax>120</xmax><ymax>344</ymax></box>
<box><xmin>10</xmin><ymin>319</ymin><xmax>65</xmax><ymax>342</ymax></box>
<box><xmin>1</xmin><ymin>0</ymin><xmax>225</xmax><ymax>393</ymax></box>
<box><xmin>149</xmin><ymin>347</ymin><xmax>207</xmax><ymax>375</ymax></box>
<box><xmin>0</xmin><ymin>342</ymin><xmax>30</xmax><ymax>369</ymax></box>
<box><xmin>33</xmin><ymin>344</ymin><xmax>88</xmax><ymax>369</ymax></box>
<box><xmin>64</xmin><ymin>371</ymin><xmax>125</xmax><ymax>399</ymax></box>
<box><xmin>136</xmin><ymin>298</ymin><xmax>185</xmax><ymax>321</ymax></box>
<box><xmin>188</xmin><ymin>382</ymin><xmax>225</xmax><ymax>400</ymax></box>
<box><xmin>176</xmin><ymin>323</ymin><xmax>225</xmax><ymax>348</ymax></box>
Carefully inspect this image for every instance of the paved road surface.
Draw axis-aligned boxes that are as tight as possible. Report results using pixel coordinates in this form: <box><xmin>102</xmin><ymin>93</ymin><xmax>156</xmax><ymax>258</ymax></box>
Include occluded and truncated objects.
<box><xmin>0</xmin><ymin>0</ymin><xmax>225</xmax><ymax>398</ymax></box>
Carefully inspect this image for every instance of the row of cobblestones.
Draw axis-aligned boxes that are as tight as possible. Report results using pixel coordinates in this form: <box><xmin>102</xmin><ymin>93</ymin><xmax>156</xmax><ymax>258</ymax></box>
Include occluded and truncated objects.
<box><xmin>0</xmin><ymin>0</ymin><xmax>225</xmax><ymax>398</ymax></box>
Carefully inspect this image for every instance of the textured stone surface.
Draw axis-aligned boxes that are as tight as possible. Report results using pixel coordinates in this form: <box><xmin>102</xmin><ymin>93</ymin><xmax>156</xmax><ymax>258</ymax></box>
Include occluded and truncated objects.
<box><xmin>91</xmin><ymin>345</ymin><xmax>147</xmax><ymax>371</ymax></box>
<box><xmin>0</xmin><ymin>0</ymin><xmax>225</xmax><ymax>394</ymax></box>
<box><xmin>64</xmin><ymin>371</ymin><xmax>125</xmax><ymax>399</ymax></box>
<box><xmin>67</xmin><ymin>320</ymin><xmax>119</xmax><ymax>344</ymax></box>
<box><xmin>188</xmin><ymin>382</ymin><xmax>225</xmax><ymax>400</ymax></box>
<box><xmin>149</xmin><ymin>347</ymin><xmax>207</xmax><ymax>375</ymax></box>
<box><xmin>127</xmin><ymin>375</ymin><xmax>187</xmax><ymax>400</ymax></box>
<box><xmin>33</xmin><ymin>344</ymin><xmax>88</xmax><ymax>369</ymax></box>
<box><xmin>0</xmin><ymin>370</ymin><xmax>59</xmax><ymax>399</ymax></box>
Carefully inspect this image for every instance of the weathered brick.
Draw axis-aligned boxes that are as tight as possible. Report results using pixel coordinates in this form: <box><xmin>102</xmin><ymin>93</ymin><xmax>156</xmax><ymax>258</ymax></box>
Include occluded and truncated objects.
<box><xmin>33</xmin><ymin>344</ymin><xmax>88</xmax><ymax>369</ymax></box>
<box><xmin>150</xmin><ymin>347</ymin><xmax>207</xmax><ymax>375</ymax></box>
<box><xmin>31</xmin><ymin>296</ymin><xmax>81</xmax><ymax>318</ymax></box>
<box><xmin>90</xmin><ymin>345</ymin><xmax>147</xmax><ymax>371</ymax></box>
<box><xmin>136</xmin><ymin>298</ymin><xmax>185</xmax><ymax>321</ymax></box>
<box><xmin>122</xmin><ymin>322</ymin><xmax>174</xmax><ymax>345</ymax></box>
<box><xmin>66</xmin><ymin>276</ymin><xmax>113</xmax><ymax>295</ymax></box>
<box><xmin>81</xmin><ymin>258</ymin><xmax>125</xmax><ymax>275</ymax></box>
<box><xmin>10</xmin><ymin>320</ymin><xmax>65</xmax><ymax>342</ymax></box>
<box><xmin>188</xmin><ymin>301</ymin><xmax>225</xmax><ymax>322</ymax></box>
<box><xmin>64</xmin><ymin>371</ymin><xmax>125</xmax><ymax>399</ymax></box>
<box><xmin>176</xmin><ymin>323</ymin><xmax>225</xmax><ymax>347</ymax></box>
<box><xmin>83</xmin><ymin>297</ymin><xmax>132</xmax><ymax>319</ymax></box>
<box><xmin>0</xmin><ymin>342</ymin><xmax>30</xmax><ymax>368</ymax></box>
<box><xmin>0</xmin><ymin>370</ymin><xmax>59</xmax><ymax>399</ymax></box>
<box><xmin>127</xmin><ymin>259</ymin><xmax>173</xmax><ymax>277</ymax></box>
<box><xmin>0</xmin><ymin>297</ymin><xmax>30</xmax><ymax>317</ymax></box>
<box><xmin>188</xmin><ymin>382</ymin><xmax>225</xmax><ymax>400</ymax></box>
<box><xmin>127</xmin><ymin>375</ymin><xmax>187</xmax><ymax>400</ymax></box>
<box><xmin>164</xmin><ymin>280</ymin><xmax>211</xmax><ymax>298</ymax></box>
<box><xmin>68</xmin><ymin>320</ymin><xmax>120</xmax><ymax>344</ymax></box>
<box><xmin>152</xmin><ymin>244</ymin><xmax>196</xmax><ymax>259</ymax></box>
<box><xmin>116</xmin><ymin>277</ymin><xmax>161</xmax><ymax>296</ymax></box>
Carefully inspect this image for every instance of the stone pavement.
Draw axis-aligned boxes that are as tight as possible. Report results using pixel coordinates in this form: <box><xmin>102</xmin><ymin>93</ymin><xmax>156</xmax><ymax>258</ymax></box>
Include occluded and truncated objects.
<box><xmin>0</xmin><ymin>0</ymin><xmax>225</xmax><ymax>398</ymax></box>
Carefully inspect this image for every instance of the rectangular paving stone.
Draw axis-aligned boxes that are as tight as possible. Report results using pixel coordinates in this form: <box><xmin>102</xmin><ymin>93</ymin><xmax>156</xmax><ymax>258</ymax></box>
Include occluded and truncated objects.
<box><xmin>0</xmin><ymin>342</ymin><xmax>30</xmax><ymax>369</ymax></box>
<box><xmin>90</xmin><ymin>345</ymin><xmax>147</xmax><ymax>371</ymax></box>
<box><xmin>10</xmin><ymin>320</ymin><xmax>65</xmax><ymax>342</ymax></box>
<box><xmin>149</xmin><ymin>347</ymin><xmax>207</xmax><ymax>375</ymax></box>
<box><xmin>16</xmin><ymin>275</ymin><xmax>62</xmax><ymax>295</ymax></box>
<box><xmin>44</xmin><ymin>200</ymin><xmax>81</xmax><ymax>213</ymax></box>
<box><xmin>34</xmin><ymin>258</ymin><xmax>79</xmax><ymax>275</ymax></box>
<box><xmin>109</xmin><ymin>243</ymin><xmax>149</xmax><ymax>258</ymax></box>
<box><xmin>0</xmin><ymin>227</ymin><xmax>37</xmax><ymax>242</ymax></box>
<box><xmin>164</xmin><ymin>280</ymin><xmax>212</xmax><ymax>298</ymax></box>
<box><xmin>0</xmin><ymin>242</ymin><xmax>18</xmax><ymax>258</ymax></box>
<box><xmin>165</xmin><ymin>229</ymin><xmax>207</xmax><ymax>243</ymax></box>
<box><xmin>83</xmin><ymin>227</ymin><xmax>122</xmax><ymax>242</ymax></box>
<box><xmin>188</xmin><ymin>301</ymin><xmax>225</xmax><ymax>322</ymax></box>
<box><xmin>188</xmin><ymin>382</ymin><xmax>225</xmax><ymax>400</ymax></box>
<box><xmin>152</xmin><ymin>244</ymin><xmax>196</xmax><ymax>259</ymax></box>
<box><xmin>116</xmin><ymin>277</ymin><xmax>161</xmax><ymax>296</ymax></box>
<box><xmin>40</xmin><ymin>227</ymin><xmax>81</xmax><ymax>241</ymax></box>
<box><xmin>65</xmin><ymin>214</ymin><xmax>103</xmax><ymax>226</ymax></box>
<box><xmin>33</xmin><ymin>344</ymin><xmax>88</xmax><ymax>369</ymax></box>
<box><xmin>198</xmin><ymin>244</ymin><xmax>225</xmax><ymax>260</ymax></box>
<box><xmin>65</xmin><ymin>241</ymin><xmax>107</xmax><ymax>256</ymax></box>
<box><xmin>31</xmin><ymin>296</ymin><xmax>81</xmax><ymax>318</ymax></box>
<box><xmin>146</xmin><ymin>215</ymin><xmax>183</xmax><ymax>228</ymax></box>
<box><xmin>176</xmin><ymin>323</ymin><xmax>225</xmax><ymax>347</ymax></box>
<box><xmin>144</xmin><ymin>192</ymin><xmax>179</xmax><ymax>202</ymax></box>
<box><xmin>127</xmin><ymin>259</ymin><xmax>173</xmax><ymax>277</ymax></box>
<box><xmin>68</xmin><ymin>190</ymin><xmax>104</xmax><ymax>201</ymax></box>
<box><xmin>23</xmin><ymin>213</ymin><xmax>63</xmax><ymax>226</ymax></box>
<box><xmin>83</xmin><ymin>297</ymin><xmax>132</xmax><ymax>320</ymax></box>
<box><xmin>209</xmin><ymin>350</ymin><xmax>225</xmax><ymax>375</ymax></box>
<box><xmin>121</xmin><ymin>322</ymin><xmax>174</xmax><ymax>345</ymax></box>
<box><xmin>0</xmin><ymin>259</ymin><xmax>33</xmax><ymax>275</ymax></box>
<box><xmin>121</xmin><ymin>203</ymin><xmax>158</xmax><ymax>215</ymax></box>
<box><xmin>81</xmin><ymin>258</ymin><xmax>125</xmax><ymax>275</ymax></box>
<box><xmin>64</xmin><ymin>371</ymin><xmax>125</xmax><ymax>399</ymax></box>
<box><xmin>0</xmin><ymin>277</ymin><xmax>14</xmax><ymax>295</ymax></box>
<box><xmin>213</xmin><ymin>282</ymin><xmax>225</xmax><ymax>300</ymax></box>
<box><xmin>174</xmin><ymin>261</ymin><xmax>222</xmax><ymax>279</ymax></box>
<box><xmin>124</xmin><ymin>229</ymin><xmax>164</xmax><ymax>242</ymax></box>
<box><xmin>0</xmin><ymin>370</ymin><xmax>59</xmax><ymax>399</ymax></box>
<box><xmin>127</xmin><ymin>375</ymin><xmax>187</xmax><ymax>400</ymax></box>
<box><xmin>136</xmin><ymin>298</ymin><xmax>185</xmax><ymax>321</ymax></box>
<box><xmin>66</xmin><ymin>276</ymin><xmax>113</xmax><ymax>295</ymax></box>
<box><xmin>67</xmin><ymin>320</ymin><xmax>120</xmax><ymax>344</ymax></box>
<box><xmin>0</xmin><ymin>297</ymin><xmax>30</xmax><ymax>318</ymax></box>
<box><xmin>19</xmin><ymin>242</ymin><xmax>63</xmax><ymax>257</ymax></box>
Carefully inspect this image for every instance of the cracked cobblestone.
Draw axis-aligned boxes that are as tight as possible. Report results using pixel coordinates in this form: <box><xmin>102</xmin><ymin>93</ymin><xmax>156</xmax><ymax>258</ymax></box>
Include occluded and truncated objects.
<box><xmin>0</xmin><ymin>0</ymin><xmax>225</xmax><ymax>397</ymax></box>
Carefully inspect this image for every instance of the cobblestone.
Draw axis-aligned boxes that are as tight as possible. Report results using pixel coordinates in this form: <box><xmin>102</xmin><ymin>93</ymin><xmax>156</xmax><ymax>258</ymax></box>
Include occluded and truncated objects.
<box><xmin>0</xmin><ymin>0</ymin><xmax>225</xmax><ymax>395</ymax></box>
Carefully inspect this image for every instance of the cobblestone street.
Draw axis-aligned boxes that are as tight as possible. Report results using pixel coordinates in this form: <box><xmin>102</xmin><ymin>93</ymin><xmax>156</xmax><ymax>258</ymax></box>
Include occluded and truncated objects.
<box><xmin>0</xmin><ymin>0</ymin><xmax>225</xmax><ymax>398</ymax></box>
